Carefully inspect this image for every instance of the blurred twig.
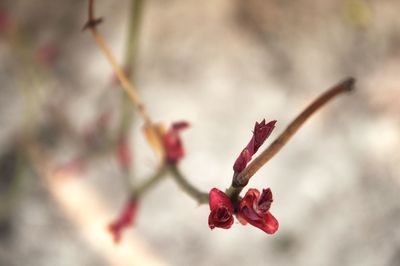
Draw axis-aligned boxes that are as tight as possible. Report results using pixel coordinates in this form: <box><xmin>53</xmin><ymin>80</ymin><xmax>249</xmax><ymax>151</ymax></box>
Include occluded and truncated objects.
<box><xmin>118</xmin><ymin>0</ymin><xmax>146</xmax><ymax>182</ymax></box>
<box><xmin>84</xmin><ymin>0</ymin><xmax>153</xmax><ymax>126</ymax></box>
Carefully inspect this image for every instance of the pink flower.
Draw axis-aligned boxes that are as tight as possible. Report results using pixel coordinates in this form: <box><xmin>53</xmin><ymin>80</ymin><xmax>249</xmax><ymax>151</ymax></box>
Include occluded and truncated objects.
<box><xmin>162</xmin><ymin>121</ymin><xmax>189</xmax><ymax>164</ymax></box>
<box><xmin>208</xmin><ymin>188</ymin><xmax>234</xmax><ymax>229</ymax></box>
<box><xmin>233</xmin><ymin>119</ymin><xmax>276</xmax><ymax>173</ymax></box>
<box><xmin>236</xmin><ymin>188</ymin><xmax>279</xmax><ymax>234</ymax></box>
<box><xmin>108</xmin><ymin>199</ymin><xmax>138</xmax><ymax>243</ymax></box>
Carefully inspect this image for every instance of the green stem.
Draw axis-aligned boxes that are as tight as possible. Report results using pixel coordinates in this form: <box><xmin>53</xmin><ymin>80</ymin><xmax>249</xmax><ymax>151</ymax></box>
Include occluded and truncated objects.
<box><xmin>124</xmin><ymin>0</ymin><xmax>145</xmax><ymax>77</ymax></box>
<box><xmin>118</xmin><ymin>0</ymin><xmax>146</xmax><ymax>185</ymax></box>
<box><xmin>132</xmin><ymin>166</ymin><xmax>167</xmax><ymax>198</ymax></box>
<box><xmin>168</xmin><ymin>165</ymin><xmax>208</xmax><ymax>204</ymax></box>
<box><xmin>119</xmin><ymin>0</ymin><xmax>145</xmax><ymax>133</ymax></box>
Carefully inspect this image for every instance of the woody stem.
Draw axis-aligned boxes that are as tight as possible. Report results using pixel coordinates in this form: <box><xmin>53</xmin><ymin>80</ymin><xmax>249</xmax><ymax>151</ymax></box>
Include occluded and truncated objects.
<box><xmin>227</xmin><ymin>77</ymin><xmax>355</xmax><ymax>198</ymax></box>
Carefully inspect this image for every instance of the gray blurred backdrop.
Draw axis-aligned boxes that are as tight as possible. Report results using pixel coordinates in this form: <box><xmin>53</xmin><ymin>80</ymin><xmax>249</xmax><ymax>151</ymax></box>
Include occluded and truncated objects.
<box><xmin>0</xmin><ymin>0</ymin><xmax>399</xmax><ymax>265</ymax></box>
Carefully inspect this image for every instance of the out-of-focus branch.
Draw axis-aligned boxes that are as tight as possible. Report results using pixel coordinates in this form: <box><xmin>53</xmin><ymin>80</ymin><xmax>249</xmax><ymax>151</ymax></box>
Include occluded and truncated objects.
<box><xmin>124</xmin><ymin>0</ymin><xmax>145</xmax><ymax>77</ymax></box>
<box><xmin>118</xmin><ymin>0</ymin><xmax>146</xmax><ymax>184</ymax></box>
<box><xmin>84</xmin><ymin>0</ymin><xmax>207</xmax><ymax>203</ymax></box>
<box><xmin>132</xmin><ymin>166</ymin><xmax>168</xmax><ymax>198</ymax></box>
<box><xmin>227</xmin><ymin>77</ymin><xmax>355</xmax><ymax>199</ymax></box>
<box><xmin>119</xmin><ymin>0</ymin><xmax>145</xmax><ymax>134</ymax></box>
<box><xmin>84</xmin><ymin>0</ymin><xmax>152</xmax><ymax>126</ymax></box>
<box><xmin>168</xmin><ymin>165</ymin><xmax>209</xmax><ymax>204</ymax></box>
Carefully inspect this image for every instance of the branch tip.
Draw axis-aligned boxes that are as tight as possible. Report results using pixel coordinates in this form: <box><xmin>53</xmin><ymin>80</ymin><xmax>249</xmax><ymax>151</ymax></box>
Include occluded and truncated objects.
<box><xmin>229</xmin><ymin>76</ymin><xmax>356</xmax><ymax>195</ymax></box>
<box><xmin>339</xmin><ymin>77</ymin><xmax>356</xmax><ymax>92</ymax></box>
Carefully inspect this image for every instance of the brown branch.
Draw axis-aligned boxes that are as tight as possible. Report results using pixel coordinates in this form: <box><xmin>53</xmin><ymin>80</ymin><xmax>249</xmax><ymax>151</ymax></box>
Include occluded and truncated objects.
<box><xmin>83</xmin><ymin>0</ymin><xmax>103</xmax><ymax>31</ymax></box>
<box><xmin>228</xmin><ymin>77</ymin><xmax>355</xmax><ymax>197</ymax></box>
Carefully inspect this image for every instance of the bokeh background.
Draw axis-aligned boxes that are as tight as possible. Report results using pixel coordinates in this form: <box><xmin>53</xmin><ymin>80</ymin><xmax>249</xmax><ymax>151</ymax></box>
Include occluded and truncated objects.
<box><xmin>1</xmin><ymin>0</ymin><xmax>399</xmax><ymax>265</ymax></box>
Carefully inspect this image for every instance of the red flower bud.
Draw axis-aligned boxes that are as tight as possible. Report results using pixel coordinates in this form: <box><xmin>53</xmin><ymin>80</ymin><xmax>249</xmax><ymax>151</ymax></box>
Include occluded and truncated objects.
<box><xmin>233</xmin><ymin>119</ymin><xmax>276</xmax><ymax>174</ymax></box>
<box><xmin>116</xmin><ymin>136</ymin><xmax>131</xmax><ymax>170</ymax></box>
<box><xmin>108</xmin><ymin>199</ymin><xmax>138</xmax><ymax>243</ymax></box>
<box><xmin>236</xmin><ymin>188</ymin><xmax>278</xmax><ymax>234</ymax></box>
<box><xmin>233</xmin><ymin>148</ymin><xmax>252</xmax><ymax>173</ymax></box>
<box><xmin>162</xmin><ymin>121</ymin><xmax>189</xmax><ymax>164</ymax></box>
<box><xmin>208</xmin><ymin>188</ymin><xmax>234</xmax><ymax>229</ymax></box>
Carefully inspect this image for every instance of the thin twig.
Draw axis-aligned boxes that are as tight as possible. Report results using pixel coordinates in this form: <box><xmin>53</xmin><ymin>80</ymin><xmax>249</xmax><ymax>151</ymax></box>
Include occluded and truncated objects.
<box><xmin>228</xmin><ymin>77</ymin><xmax>355</xmax><ymax>197</ymax></box>
<box><xmin>119</xmin><ymin>0</ymin><xmax>146</xmax><ymax>133</ymax></box>
<box><xmin>91</xmin><ymin>30</ymin><xmax>151</xmax><ymax>123</ymax></box>
<box><xmin>84</xmin><ymin>0</ymin><xmax>166</xmax><ymax>167</ymax></box>
<box><xmin>85</xmin><ymin>0</ymin><xmax>151</xmax><ymax>125</ymax></box>
<box><xmin>118</xmin><ymin>0</ymin><xmax>146</xmax><ymax>184</ymax></box>
<box><xmin>124</xmin><ymin>0</ymin><xmax>144</xmax><ymax>77</ymax></box>
<box><xmin>168</xmin><ymin>165</ymin><xmax>209</xmax><ymax>204</ymax></box>
<box><xmin>131</xmin><ymin>166</ymin><xmax>168</xmax><ymax>198</ymax></box>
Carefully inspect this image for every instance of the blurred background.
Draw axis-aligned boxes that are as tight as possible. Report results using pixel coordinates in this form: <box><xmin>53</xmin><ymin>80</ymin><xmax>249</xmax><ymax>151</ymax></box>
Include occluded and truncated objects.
<box><xmin>0</xmin><ymin>0</ymin><xmax>399</xmax><ymax>265</ymax></box>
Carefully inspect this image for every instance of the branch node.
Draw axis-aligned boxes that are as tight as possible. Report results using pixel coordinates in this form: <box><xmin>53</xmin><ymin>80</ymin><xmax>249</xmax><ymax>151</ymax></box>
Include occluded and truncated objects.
<box><xmin>82</xmin><ymin>17</ymin><xmax>104</xmax><ymax>31</ymax></box>
<box><xmin>231</xmin><ymin>173</ymin><xmax>247</xmax><ymax>188</ymax></box>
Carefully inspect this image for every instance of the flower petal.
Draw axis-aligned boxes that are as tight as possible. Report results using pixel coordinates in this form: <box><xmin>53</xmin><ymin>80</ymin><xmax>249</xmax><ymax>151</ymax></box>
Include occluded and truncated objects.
<box><xmin>233</xmin><ymin>148</ymin><xmax>252</xmax><ymax>173</ymax></box>
<box><xmin>258</xmin><ymin>188</ymin><xmax>273</xmax><ymax>212</ymax></box>
<box><xmin>162</xmin><ymin>121</ymin><xmax>189</xmax><ymax>163</ymax></box>
<box><xmin>208</xmin><ymin>188</ymin><xmax>234</xmax><ymax>229</ymax></box>
<box><xmin>233</xmin><ymin>120</ymin><xmax>276</xmax><ymax>174</ymax></box>
<box><xmin>257</xmin><ymin>212</ymin><xmax>279</xmax><ymax>234</ymax></box>
<box><xmin>209</xmin><ymin>188</ymin><xmax>233</xmax><ymax>212</ymax></box>
<box><xmin>237</xmin><ymin>188</ymin><xmax>279</xmax><ymax>234</ymax></box>
<box><xmin>252</xmin><ymin>120</ymin><xmax>276</xmax><ymax>153</ymax></box>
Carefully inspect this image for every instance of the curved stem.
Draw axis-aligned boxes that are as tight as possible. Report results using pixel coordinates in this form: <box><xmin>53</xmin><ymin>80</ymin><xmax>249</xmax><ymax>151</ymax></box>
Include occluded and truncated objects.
<box><xmin>228</xmin><ymin>77</ymin><xmax>355</xmax><ymax>197</ymax></box>
<box><xmin>131</xmin><ymin>166</ymin><xmax>168</xmax><ymax>198</ymax></box>
<box><xmin>124</xmin><ymin>0</ymin><xmax>144</xmax><ymax>77</ymax></box>
<box><xmin>168</xmin><ymin>165</ymin><xmax>208</xmax><ymax>204</ymax></box>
